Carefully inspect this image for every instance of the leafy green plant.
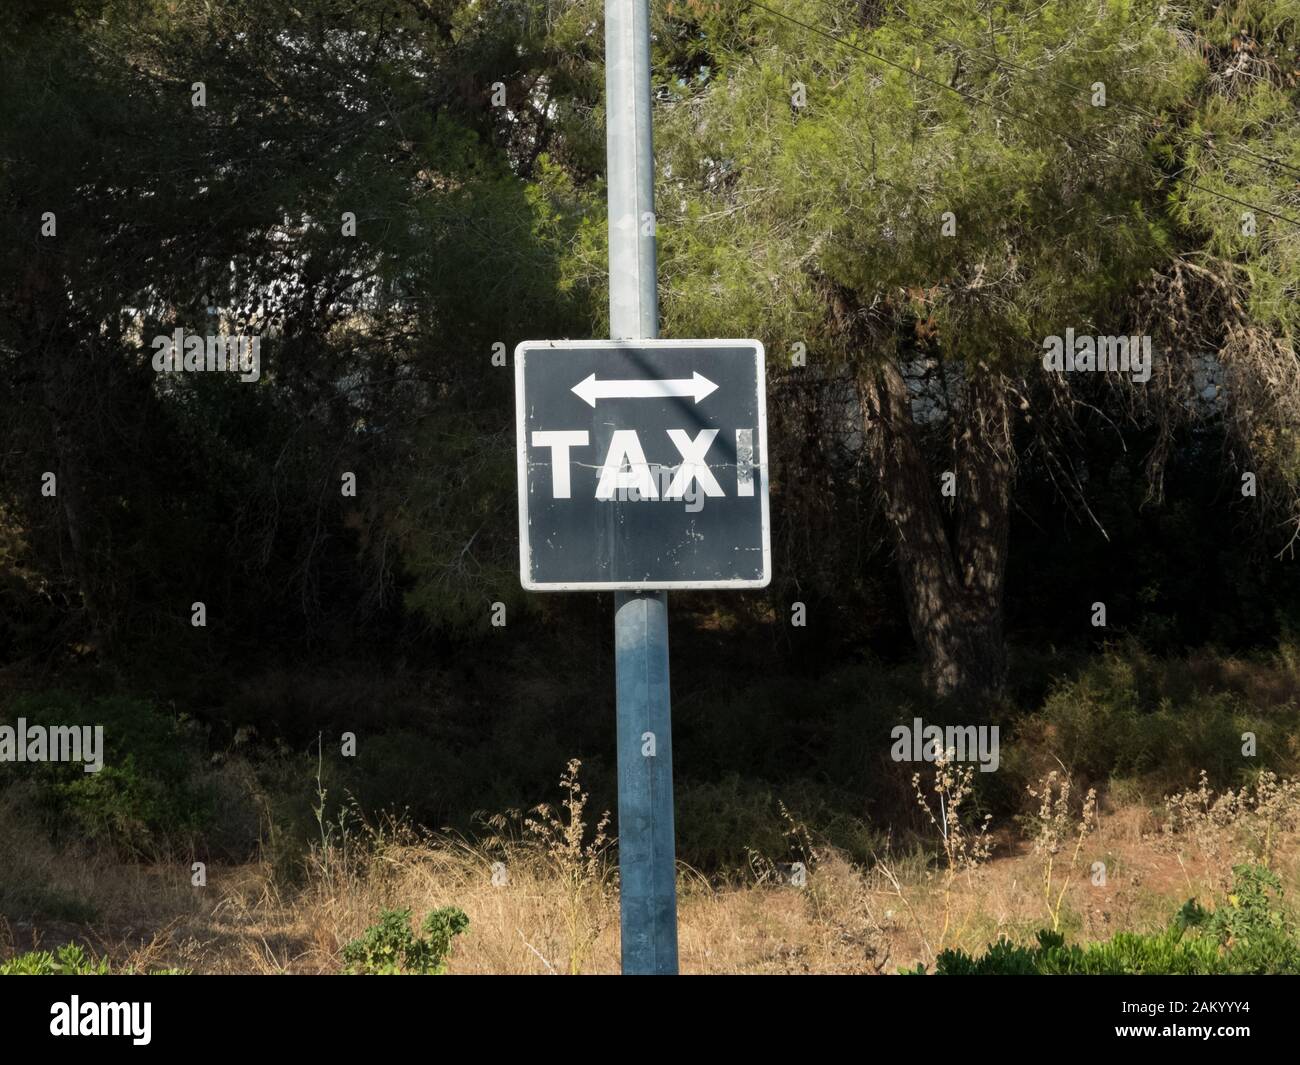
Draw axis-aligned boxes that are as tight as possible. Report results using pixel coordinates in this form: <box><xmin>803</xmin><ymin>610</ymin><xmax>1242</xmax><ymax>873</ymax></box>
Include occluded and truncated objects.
<box><xmin>341</xmin><ymin>907</ymin><xmax>469</xmax><ymax>975</ymax></box>
<box><xmin>0</xmin><ymin>943</ymin><xmax>110</xmax><ymax>975</ymax></box>
<box><xmin>1177</xmin><ymin>864</ymin><xmax>1299</xmax><ymax>973</ymax></box>
<box><xmin>905</xmin><ymin>865</ymin><xmax>1300</xmax><ymax>975</ymax></box>
<box><xmin>0</xmin><ymin>693</ymin><xmax>215</xmax><ymax>856</ymax></box>
<box><xmin>0</xmin><ymin>942</ymin><xmax>186</xmax><ymax>975</ymax></box>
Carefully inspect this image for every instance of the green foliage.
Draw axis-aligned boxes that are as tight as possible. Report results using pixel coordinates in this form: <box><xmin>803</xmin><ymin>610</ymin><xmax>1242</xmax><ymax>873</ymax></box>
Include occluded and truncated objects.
<box><xmin>0</xmin><ymin>0</ymin><xmax>1294</xmax><ymax>682</ymax></box>
<box><xmin>1007</xmin><ymin>644</ymin><xmax>1298</xmax><ymax>792</ymax></box>
<box><xmin>1179</xmin><ymin>863</ymin><xmax>1300</xmax><ymax>972</ymax></box>
<box><xmin>393</xmin><ymin>413</ymin><xmax>527</xmax><ymax>634</ymax></box>
<box><xmin>0</xmin><ymin>693</ymin><xmax>215</xmax><ymax>855</ymax></box>
<box><xmin>0</xmin><ymin>943</ymin><xmax>109</xmax><ymax>976</ymax></box>
<box><xmin>653</xmin><ymin>0</ymin><xmax>1197</xmax><ymax>365</ymax></box>
<box><xmin>0</xmin><ymin>0</ymin><xmax>599</xmax><ymax>655</ymax></box>
<box><xmin>676</xmin><ymin>774</ymin><xmax>885</xmax><ymax>872</ymax></box>
<box><xmin>1176</xmin><ymin>0</ymin><xmax>1300</xmax><ymax>326</ymax></box>
<box><xmin>0</xmin><ymin>942</ymin><xmax>186</xmax><ymax>975</ymax></box>
<box><xmin>0</xmin><ymin>0</ymin><xmax>1296</xmax><ymax>906</ymax></box>
<box><xmin>341</xmin><ymin>907</ymin><xmax>470</xmax><ymax>975</ymax></box>
<box><xmin>905</xmin><ymin>864</ymin><xmax>1300</xmax><ymax>974</ymax></box>
<box><xmin>1</xmin><ymin>639</ymin><xmax>1289</xmax><ymax>878</ymax></box>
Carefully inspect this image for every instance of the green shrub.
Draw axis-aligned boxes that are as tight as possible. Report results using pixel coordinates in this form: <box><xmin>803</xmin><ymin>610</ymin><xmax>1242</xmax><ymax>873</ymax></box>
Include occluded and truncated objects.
<box><xmin>341</xmin><ymin>907</ymin><xmax>469</xmax><ymax>975</ymax></box>
<box><xmin>0</xmin><ymin>692</ymin><xmax>215</xmax><ymax>855</ymax></box>
<box><xmin>1006</xmin><ymin>647</ymin><xmax>1295</xmax><ymax>795</ymax></box>
<box><xmin>906</xmin><ymin>865</ymin><xmax>1300</xmax><ymax>975</ymax></box>
<box><xmin>1176</xmin><ymin>864</ymin><xmax>1299</xmax><ymax>974</ymax></box>
<box><xmin>674</xmin><ymin>776</ymin><xmax>795</xmax><ymax>872</ymax></box>
<box><xmin>0</xmin><ymin>944</ymin><xmax>110</xmax><ymax>975</ymax></box>
<box><xmin>0</xmin><ymin>942</ymin><xmax>185</xmax><ymax>975</ymax></box>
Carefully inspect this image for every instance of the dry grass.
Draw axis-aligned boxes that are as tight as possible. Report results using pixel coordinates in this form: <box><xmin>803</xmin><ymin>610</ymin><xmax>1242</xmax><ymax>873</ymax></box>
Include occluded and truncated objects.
<box><xmin>4</xmin><ymin>762</ymin><xmax>1300</xmax><ymax>975</ymax></box>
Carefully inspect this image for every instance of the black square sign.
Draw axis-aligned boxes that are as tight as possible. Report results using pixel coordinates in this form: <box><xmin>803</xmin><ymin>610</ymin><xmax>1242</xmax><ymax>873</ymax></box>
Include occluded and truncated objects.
<box><xmin>514</xmin><ymin>339</ymin><xmax>771</xmax><ymax>590</ymax></box>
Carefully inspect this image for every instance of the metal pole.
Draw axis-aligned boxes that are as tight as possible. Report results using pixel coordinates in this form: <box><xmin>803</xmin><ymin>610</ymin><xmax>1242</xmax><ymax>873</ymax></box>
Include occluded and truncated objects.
<box><xmin>606</xmin><ymin>0</ymin><xmax>678</xmax><ymax>975</ymax></box>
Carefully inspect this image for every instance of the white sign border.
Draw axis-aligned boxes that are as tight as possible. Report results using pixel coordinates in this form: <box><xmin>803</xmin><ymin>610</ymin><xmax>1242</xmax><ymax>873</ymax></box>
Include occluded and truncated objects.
<box><xmin>515</xmin><ymin>338</ymin><xmax>772</xmax><ymax>592</ymax></box>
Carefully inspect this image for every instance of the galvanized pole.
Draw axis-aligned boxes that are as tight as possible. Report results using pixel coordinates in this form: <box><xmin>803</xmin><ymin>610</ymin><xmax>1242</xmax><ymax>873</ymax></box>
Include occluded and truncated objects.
<box><xmin>606</xmin><ymin>0</ymin><xmax>679</xmax><ymax>974</ymax></box>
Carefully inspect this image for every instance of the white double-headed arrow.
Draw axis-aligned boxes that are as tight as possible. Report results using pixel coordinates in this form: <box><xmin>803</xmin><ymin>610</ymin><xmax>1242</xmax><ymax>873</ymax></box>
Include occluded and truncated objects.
<box><xmin>571</xmin><ymin>371</ymin><xmax>719</xmax><ymax>407</ymax></box>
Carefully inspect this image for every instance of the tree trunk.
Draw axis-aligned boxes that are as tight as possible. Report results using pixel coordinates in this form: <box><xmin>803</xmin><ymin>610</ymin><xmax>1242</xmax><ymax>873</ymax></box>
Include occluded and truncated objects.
<box><xmin>859</xmin><ymin>360</ymin><xmax>1011</xmax><ymax>703</ymax></box>
<box><xmin>28</xmin><ymin>264</ymin><xmax>111</xmax><ymax>652</ymax></box>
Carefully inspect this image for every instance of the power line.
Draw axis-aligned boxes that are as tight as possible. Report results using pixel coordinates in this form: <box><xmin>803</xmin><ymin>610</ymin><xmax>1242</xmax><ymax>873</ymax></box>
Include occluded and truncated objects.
<box><xmin>743</xmin><ymin>0</ymin><xmax>1300</xmax><ymax>231</ymax></box>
